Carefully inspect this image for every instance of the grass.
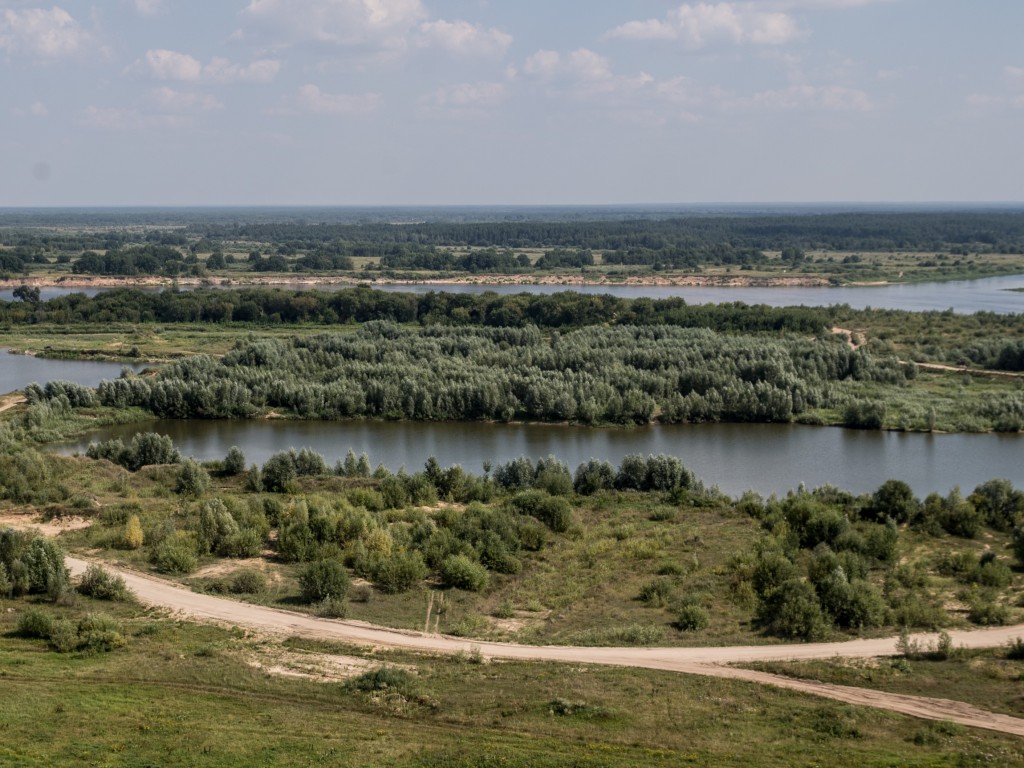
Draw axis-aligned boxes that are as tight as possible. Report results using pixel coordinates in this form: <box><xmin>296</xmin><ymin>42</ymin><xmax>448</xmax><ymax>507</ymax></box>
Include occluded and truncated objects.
<box><xmin>743</xmin><ymin>646</ymin><xmax>1024</xmax><ymax>718</ymax></box>
<box><xmin>2</xmin><ymin>596</ymin><xmax>1023</xmax><ymax>767</ymax></box>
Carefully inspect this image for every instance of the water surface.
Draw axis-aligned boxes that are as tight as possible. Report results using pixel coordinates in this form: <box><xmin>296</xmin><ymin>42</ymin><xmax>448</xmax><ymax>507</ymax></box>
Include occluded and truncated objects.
<box><xmin>56</xmin><ymin>418</ymin><xmax>1024</xmax><ymax>498</ymax></box>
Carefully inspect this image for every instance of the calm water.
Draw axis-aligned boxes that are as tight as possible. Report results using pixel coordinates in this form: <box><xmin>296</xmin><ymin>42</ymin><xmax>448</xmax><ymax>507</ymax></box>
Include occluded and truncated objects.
<box><xmin>370</xmin><ymin>274</ymin><xmax>1024</xmax><ymax>314</ymax></box>
<box><xmin>56</xmin><ymin>418</ymin><xmax>1023</xmax><ymax>498</ymax></box>
<box><xmin>3</xmin><ymin>274</ymin><xmax>1024</xmax><ymax>313</ymax></box>
<box><xmin>0</xmin><ymin>349</ymin><xmax>147</xmax><ymax>394</ymax></box>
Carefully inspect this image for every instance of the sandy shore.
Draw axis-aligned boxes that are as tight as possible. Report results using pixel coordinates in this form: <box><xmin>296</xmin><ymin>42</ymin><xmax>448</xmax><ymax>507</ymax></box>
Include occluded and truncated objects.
<box><xmin>0</xmin><ymin>272</ymin><xmax>836</xmax><ymax>291</ymax></box>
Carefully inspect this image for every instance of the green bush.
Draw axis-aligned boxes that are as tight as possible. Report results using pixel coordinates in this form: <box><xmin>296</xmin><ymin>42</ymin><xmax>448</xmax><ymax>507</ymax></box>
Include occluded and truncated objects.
<box><xmin>77</xmin><ymin>613</ymin><xmax>126</xmax><ymax>652</ymax></box>
<box><xmin>676</xmin><ymin>604</ymin><xmax>710</xmax><ymax>631</ymax></box>
<box><xmin>17</xmin><ymin>607</ymin><xmax>53</xmax><ymax>639</ymax></box>
<box><xmin>299</xmin><ymin>559</ymin><xmax>350</xmax><ymax>603</ymax></box>
<box><xmin>347</xmin><ymin>667</ymin><xmax>415</xmax><ymax>695</ymax></box>
<box><xmin>637</xmin><ymin>578</ymin><xmax>673</xmax><ymax>607</ymax></box>
<box><xmin>441</xmin><ymin>554</ymin><xmax>489</xmax><ymax>592</ymax></box>
<box><xmin>229</xmin><ymin>568</ymin><xmax>267</xmax><ymax>594</ymax></box>
<box><xmin>175</xmin><ymin>459</ymin><xmax>210</xmax><ymax>497</ymax></box>
<box><xmin>223</xmin><ymin>446</ymin><xmax>246</xmax><ymax>476</ymax></box>
<box><xmin>759</xmin><ymin>579</ymin><xmax>828</xmax><ymax>641</ymax></box>
<box><xmin>152</xmin><ymin>537</ymin><xmax>199</xmax><ymax>575</ymax></box>
<box><xmin>368</xmin><ymin>550</ymin><xmax>428</xmax><ymax>594</ymax></box>
<box><xmin>76</xmin><ymin>564</ymin><xmax>131</xmax><ymax>601</ymax></box>
<box><xmin>48</xmin><ymin>619</ymin><xmax>78</xmax><ymax>653</ymax></box>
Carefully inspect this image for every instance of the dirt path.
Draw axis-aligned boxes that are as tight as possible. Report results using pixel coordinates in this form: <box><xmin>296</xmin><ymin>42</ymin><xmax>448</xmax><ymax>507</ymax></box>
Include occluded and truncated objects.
<box><xmin>63</xmin><ymin>556</ymin><xmax>1024</xmax><ymax>737</ymax></box>
<box><xmin>0</xmin><ymin>395</ymin><xmax>26</xmax><ymax>413</ymax></box>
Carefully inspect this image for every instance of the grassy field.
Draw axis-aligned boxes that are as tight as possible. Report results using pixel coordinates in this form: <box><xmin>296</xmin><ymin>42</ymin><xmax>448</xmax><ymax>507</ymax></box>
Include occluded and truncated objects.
<box><xmin>745</xmin><ymin>647</ymin><xmax>1024</xmax><ymax>719</ymax></box>
<box><xmin>2</xmin><ymin>593</ymin><xmax>1023</xmax><ymax>767</ymax></box>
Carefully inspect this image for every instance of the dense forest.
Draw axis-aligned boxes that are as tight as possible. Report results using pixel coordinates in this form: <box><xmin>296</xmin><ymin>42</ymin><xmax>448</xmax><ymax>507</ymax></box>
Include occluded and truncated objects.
<box><xmin>3</xmin><ymin>210</ymin><xmax>1024</xmax><ymax>278</ymax></box>
<box><xmin>24</xmin><ymin>324</ymin><xmax>905</xmax><ymax>426</ymax></box>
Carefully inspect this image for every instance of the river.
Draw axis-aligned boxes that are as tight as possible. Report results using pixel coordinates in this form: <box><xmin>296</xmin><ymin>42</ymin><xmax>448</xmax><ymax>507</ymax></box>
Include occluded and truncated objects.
<box><xmin>2</xmin><ymin>274</ymin><xmax>1024</xmax><ymax>313</ymax></box>
<box><xmin>0</xmin><ymin>349</ymin><xmax>147</xmax><ymax>394</ymax></box>
<box><xmin>55</xmin><ymin>418</ymin><xmax>1023</xmax><ymax>498</ymax></box>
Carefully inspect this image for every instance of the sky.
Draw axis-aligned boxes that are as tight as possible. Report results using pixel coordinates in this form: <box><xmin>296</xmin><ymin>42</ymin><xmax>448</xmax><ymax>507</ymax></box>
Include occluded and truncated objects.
<box><xmin>1</xmin><ymin>0</ymin><xmax>1022</xmax><ymax>206</ymax></box>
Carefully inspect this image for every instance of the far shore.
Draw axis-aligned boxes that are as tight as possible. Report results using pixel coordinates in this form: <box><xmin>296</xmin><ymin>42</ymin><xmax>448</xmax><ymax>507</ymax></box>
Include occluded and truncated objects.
<box><xmin>0</xmin><ymin>272</ymin><xmax>840</xmax><ymax>291</ymax></box>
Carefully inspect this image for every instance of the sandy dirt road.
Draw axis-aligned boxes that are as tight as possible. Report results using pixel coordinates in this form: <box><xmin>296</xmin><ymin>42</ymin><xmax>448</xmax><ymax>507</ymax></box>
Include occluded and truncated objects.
<box><xmin>64</xmin><ymin>556</ymin><xmax>1024</xmax><ymax>737</ymax></box>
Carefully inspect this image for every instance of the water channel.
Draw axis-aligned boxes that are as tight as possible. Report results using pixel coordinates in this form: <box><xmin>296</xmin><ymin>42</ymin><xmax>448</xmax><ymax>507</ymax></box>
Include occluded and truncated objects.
<box><xmin>55</xmin><ymin>418</ymin><xmax>1023</xmax><ymax>499</ymax></box>
<box><xmin>2</xmin><ymin>273</ymin><xmax>1024</xmax><ymax>313</ymax></box>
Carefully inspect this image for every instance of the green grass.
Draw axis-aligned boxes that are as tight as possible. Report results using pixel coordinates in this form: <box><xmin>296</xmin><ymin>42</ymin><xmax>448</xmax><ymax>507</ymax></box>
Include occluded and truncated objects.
<box><xmin>744</xmin><ymin>646</ymin><xmax>1024</xmax><ymax>718</ymax></box>
<box><xmin>2</xmin><ymin>596</ymin><xmax>1023</xmax><ymax>767</ymax></box>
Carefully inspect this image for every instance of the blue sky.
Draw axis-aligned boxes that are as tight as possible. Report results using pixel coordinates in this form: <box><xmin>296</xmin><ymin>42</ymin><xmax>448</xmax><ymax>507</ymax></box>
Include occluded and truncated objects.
<box><xmin>2</xmin><ymin>0</ymin><xmax>1022</xmax><ymax>206</ymax></box>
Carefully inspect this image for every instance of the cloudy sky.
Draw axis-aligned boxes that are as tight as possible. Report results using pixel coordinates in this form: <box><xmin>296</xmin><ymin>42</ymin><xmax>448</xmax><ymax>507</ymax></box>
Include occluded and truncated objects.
<box><xmin>2</xmin><ymin>0</ymin><xmax>1022</xmax><ymax>206</ymax></box>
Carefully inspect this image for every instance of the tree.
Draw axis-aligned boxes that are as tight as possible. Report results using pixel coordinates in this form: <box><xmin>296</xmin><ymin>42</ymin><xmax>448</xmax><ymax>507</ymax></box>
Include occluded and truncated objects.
<box><xmin>223</xmin><ymin>446</ymin><xmax>246</xmax><ymax>476</ymax></box>
<box><xmin>175</xmin><ymin>459</ymin><xmax>210</xmax><ymax>497</ymax></box>
<box><xmin>866</xmin><ymin>479</ymin><xmax>919</xmax><ymax>524</ymax></box>
<box><xmin>12</xmin><ymin>285</ymin><xmax>41</xmax><ymax>304</ymax></box>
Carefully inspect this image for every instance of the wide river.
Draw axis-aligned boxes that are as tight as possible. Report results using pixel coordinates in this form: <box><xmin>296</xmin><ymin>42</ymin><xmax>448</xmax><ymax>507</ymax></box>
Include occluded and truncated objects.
<box><xmin>2</xmin><ymin>273</ymin><xmax>1024</xmax><ymax>313</ymax></box>
<box><xmin>56</xmin><ymin>418</ymin><xmax>1023</xmax><ymax>499</ymax></box>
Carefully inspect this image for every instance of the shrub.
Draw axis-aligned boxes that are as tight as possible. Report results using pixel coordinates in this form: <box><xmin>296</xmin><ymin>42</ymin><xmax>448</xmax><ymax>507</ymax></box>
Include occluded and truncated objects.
<box><xmin>152</xmin><ymin>536</ymin><xmax>198</xmax><ymax>574</ymax></box>
<box><xmin>441</xmin><ymin>554</ymin><xmax>489</xmax><ymax>592</ymax></box>
<box><xmin>224</xmin><ymin>446</ymin><xmax>247</xmax><ymax>476</ymax></box>
<box><xmin>866</xmin><ymin>480</ymin><xmax>919</xmax><ymax>524</ymax></box>
<box><xmin>676</xmin><ymin>604</ymin><xmax>710</xmax><ymax>631</ymax></box>
<box><xmin>22</xmin><ymin>537</ymin><xmax>68</xmax><ymax>598</ymax></box>
<box><xmin>229</xmin><ymin>568</ymin><xmax>267</xmax><ymax>594</ymax></box>
<box><xmin>573</xmin><ymin>459</ymin><xmax>615</xmax><ymax>495</ymax></box>
<box><xmin>967</xmin><ymin>597</ymin><xmax>1010</xmax><ymax>626</ymax></box>
<box><xmin>175</xmin><ymin>459</ymin><xmax>210</xmax><ymax>497</ymax></box>
<box><xmin>313</xmin><ymin>597</ymin><xmax>348</xmax><ymax>618</ymax></box>
<box><xmin>509</xmin><ymin>491</ymin><xmax>573</xmax><ymax>533</ymax></box>
<box><xmin>123</xmin><ymin>514</ymin><xmax>144</xmax><ymax>549</ymax></box>
<box><xmin>368</xmin><ymin>551</ymin><xmax>428</xmax><ymax>594</ymax></box>
<box><xmin>77</xmin><ymin>564</ymin><xmax>131</xmax><ymax>601</ymax></box>
<box><xmin>1005</xmin><ymin>637</ymin><xmax>1024</xmax><ymax>660</ymax></box>
<box><xmin>638</xmin><ymin>578</ymin><xmax>673</xmax><ymax>607</ymax></box>
<box><xmin>17</xmin><ymin>607</ymin><xmax>53</xmax><ymax>639</ymax></box>
<box><xmin>48</xmin><ymin>619</ymin><xmax>78</xmax><ymax>653</ymax></box>
<box><xmin>77</xmin><ymin>613</ymin><xmax>126</xmax><ymax>652</ymax></box>
<box><xmin>759</xmin><ymin>579</ymin><xmax>828</xmax><ymax>641</ymax></box>
<box><xmin>299</xmin><ymin>559</ymin><xmax>350</xmax><ymax>603</ymax></box>
<box><xmin>347</xmin><ymin>667</ymin><xmax>415</xmax><ymax>695</ymax></box>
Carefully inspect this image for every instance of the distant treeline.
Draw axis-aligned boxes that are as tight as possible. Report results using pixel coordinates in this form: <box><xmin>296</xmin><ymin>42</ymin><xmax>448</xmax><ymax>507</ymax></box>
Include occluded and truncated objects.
<box><xmin>193</xmin><ymin>212</ymin><xmax>1024</xmax><ymax>255</ymax></box>
<box><xmin>0</xmin><ymin>286</ymin><xmax>831</xmax><ymax>333</ymax></box>
<box><xmin>86</xmin><ymin>324</ymin><xmax>906</xmax><ymax>425</ymax></box>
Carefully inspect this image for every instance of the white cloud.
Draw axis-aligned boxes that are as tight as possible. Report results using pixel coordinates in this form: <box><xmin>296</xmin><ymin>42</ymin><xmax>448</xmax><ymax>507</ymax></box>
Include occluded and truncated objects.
<box><xmin>151</xmin><ymin>87</ymin><xmax>223</xmax><ymax>112</ymax></box>
<box><xmin>79</xmin><ymin>106</ymin><xmax>187</xmax><ymax>131</ymax></box>
<box><xmin>242</xmin><ymin>0</ymin><xmax>426</xmax><ymax>46</ymax></box>
<box><xmin>12</xmin><ymin>101</ymin><xmax>49</xmax><ymax>118</ymax></box>
<box><xmin>137</xmin><ymin>50</ymin><xmax>280</xmax><ymax>83</ymax></box>
<box><xmin>605</xmin><ymin>3</ymin><xmax>801</xmax><ymax>48</ymax></box>
<box><xmin>143</xmin><ymin>49</ymin><xmax>202</xmax><ymax>81</ymax></box>
<box><xmin>727</xmin><ymin>83</ymin><xmax>874</xmax><ymax>111</ymax></box>
<box><xmin>1006</xmin><ymin>66</ymin><xmax>1024</xmax><ymax>87</ymax></box>
<box><xmin>417</xmin><ymin>19</ymin><xmax>511</xmax><ymax>56</ymax></box>
<box><xmin>0</xmin><ymin>6</ymin><xmax>86</xmax><ymax>57</ymax></box>
<box><xmin>524</xmin><ymin>49</ymin><xmax>613</xmax><ymax>81</ymax></box>
<box><xmin>424</xmin><ymin>81</ymin><xmax>506</xmax><ymax>111</ymax></box>
<box><xmin>296</xmin><ymin>84</ymin><xmax>380</xmax><ymax>115</ymax></box>
<box><xmin>133</xmin><ymin>0</ymin><xmax>165</xmax><ymax>16</ymax></box>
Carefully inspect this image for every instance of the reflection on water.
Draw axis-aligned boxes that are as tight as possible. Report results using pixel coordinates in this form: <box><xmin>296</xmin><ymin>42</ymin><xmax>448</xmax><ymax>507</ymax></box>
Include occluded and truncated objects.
<box><xmin>56</xmin><ymin>418</ymin><xmax>1024</xmax><ymax>498</ymax></box>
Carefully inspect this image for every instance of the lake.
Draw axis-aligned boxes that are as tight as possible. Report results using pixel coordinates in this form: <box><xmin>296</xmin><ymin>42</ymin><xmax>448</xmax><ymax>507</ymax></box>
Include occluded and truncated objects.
<box><xmin>0</xmin><ymin>349</ymin><xmax>147</xmax><ymax>395</ymax></box>
<box><xmin>56</xmin><ymin>418</ymin><xmax>1023</xmax><ymax>498</ymax></box>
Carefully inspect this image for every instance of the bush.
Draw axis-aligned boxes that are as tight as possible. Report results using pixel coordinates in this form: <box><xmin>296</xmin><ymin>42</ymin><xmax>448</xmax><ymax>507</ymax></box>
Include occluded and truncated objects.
<box><xmin>866</xmin><ymin>480</ymin><xmax>919</xmax><ymax>524</ymax></box>
<box><xmin>22</xmin><ymin>537</ymin><xmax>69</xmax><ymax>598</ymax></box>
<box><xmin>368</xmin><ymin>550</ymin><xmax>428</xmax><ymax>594</ymax></box>
<box><xmin>638</xmin><ymin>578</ymin><xmax>673</xmax><ymax>607</ymax></box>
<box><xmin>175</xmin><ymin>459</ymin><xmax>210</xmax><ymax>497</ymax></box>
<box><xmin>759</xmin><ymin>579</ymin><xmax>828</xmax><ymax>640</ymax></box>
<box><xmin>229</xmin><ymin>568</ymin><xmax>267</xmax><ymax>594</ymax></box>
<box><xmin>313</xmin><ymin>597</ymin><xmax>348</xmax><ymax>618</ymax></box>
<box><xmin>48</xmin><ymin>619</ymin><xmax>78</xmax><ymax>653</ymax></box>
<box><xmin>76</xmin><ymin>564</ymin><xmax>131</xmax><ymax>601</ymax></box>
<box><xmin>152</xmin><ymin>536</ymin><xmax>199</xmax><ymax>574</ymax></box>
<box><xmin>123</xmin><ymin>514</ymin><xmax>144</xmax><ymax>550</ymax></box>
<box><xmin>224</xmin><ymin>446</ymin><xmax>246</xmax><ymax>476</ymax></box>
<box><xmin>77</xmin><ymin>613</ymin><xmax>126</xmax><ymax>652</ymax></box>
<box><xmin>441</xmin><ymin>554</ymin><xmax>489</xmax><ymax>592</ymax></box>
<box><xmin>17</xmin><ymin>607</ymin><xmax>53</xmax><ymax>639</ymax></box>
<box><xmin>509</xmin><ymin>491</ymin><xmax>573</xmax><ymax>533</ymax></box>
<box><xmin>347</xmin><ymin>667</ymin><xmax>415</xmax><ymax>695</ymax></box>
<box><xmin>676</xmin><ymin>604</ymin><xmax>710</xmax><ymax>631</ymax></box>
<box><xmin>299</xmin><ymin>559</ymin><xmax>350</xmax><ymax>603</ymax></box>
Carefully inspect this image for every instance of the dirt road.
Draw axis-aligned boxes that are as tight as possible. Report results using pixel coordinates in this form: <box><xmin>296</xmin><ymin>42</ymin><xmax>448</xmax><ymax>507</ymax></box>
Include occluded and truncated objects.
<box><xmin>64</xmin><ymin>556</ymin><xmax>1024</xmax><ymax>737</ymax></box>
